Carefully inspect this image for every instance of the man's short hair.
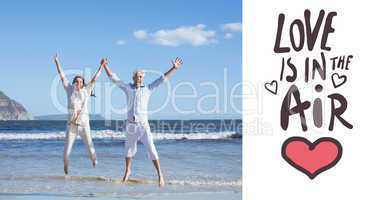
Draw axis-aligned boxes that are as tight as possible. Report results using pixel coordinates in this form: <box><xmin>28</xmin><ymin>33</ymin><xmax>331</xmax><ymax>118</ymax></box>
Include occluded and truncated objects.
<box><xmin>133</xmin><ymin>69</ymin><xmax>145</xmax><ymax>77</ymax></box>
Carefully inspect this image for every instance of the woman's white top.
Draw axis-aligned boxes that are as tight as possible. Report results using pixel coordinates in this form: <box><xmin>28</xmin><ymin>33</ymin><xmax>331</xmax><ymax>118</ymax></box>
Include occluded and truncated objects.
<box><xmin>64</xmin><ymin>82</ymin><xmax>94</xmax><ymax>127</ymax></box>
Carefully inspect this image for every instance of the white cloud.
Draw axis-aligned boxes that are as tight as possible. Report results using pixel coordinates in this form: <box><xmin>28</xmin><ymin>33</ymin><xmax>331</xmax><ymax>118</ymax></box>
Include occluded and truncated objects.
<box><xmin>134</xmin><ymin>24</ymin><xmax>216</xmax><ymax>47</ymax></box>
<box><xmin>224</xmin><ymin>33</ymin><xmax>233</xmax><ymax>39</ymax></box>
<box><xmin>133</xmin><ymin>30</ymin><xmax>148</xmax><ymax>40</ymax></box>
<box><xmin>116</xmin><ymin>40</ymin><xmax>127</xmax><ymax>45</ymax></box>
<box><xmin>222</xmin><ymin>22</ymin><xmax>242</xmax><ymax>32</ymax></box>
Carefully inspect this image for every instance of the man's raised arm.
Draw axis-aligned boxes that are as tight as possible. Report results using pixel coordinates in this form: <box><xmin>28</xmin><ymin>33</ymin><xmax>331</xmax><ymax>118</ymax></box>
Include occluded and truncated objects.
<box><xmin>102</xmin><ymin>59</ymin><xmax>129</xmax><ymax>92</ymax></box>
<box><xmin>149</xmin><ymin>57</ymin><xmax>183</xmax><ymax>91</ymax></box>
<box><xmin>164</xmin><ymin>57</ymin><xmax>183</xmax><ymax>79</ymax></box>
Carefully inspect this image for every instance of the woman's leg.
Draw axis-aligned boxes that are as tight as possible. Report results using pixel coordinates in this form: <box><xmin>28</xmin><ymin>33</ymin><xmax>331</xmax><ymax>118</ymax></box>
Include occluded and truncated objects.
<box><xmin>79</xmin><ymin>126</ymin><xmax>97</xmax><ymax>167</ymax></box>
<box><xmin>63</xmin><ymin>126</ymin><xmax>77</xmax><ymax>175</ymax></box>
<box><xmin>122</xmin><ymin>157</ymin><xmax>132</xmax><ymax>182</ymax></box>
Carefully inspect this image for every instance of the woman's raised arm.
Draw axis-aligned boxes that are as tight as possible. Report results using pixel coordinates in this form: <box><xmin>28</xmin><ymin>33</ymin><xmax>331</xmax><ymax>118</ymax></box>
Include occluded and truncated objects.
<box><xmin>54</xmin><ymin>54</ymin><xmax>69</xmax><ymax>89</ymax></box>
<box><xmin>89</xmin><ymin>58</ymin><xmax>106</xmax><ymax>85</ymax></box>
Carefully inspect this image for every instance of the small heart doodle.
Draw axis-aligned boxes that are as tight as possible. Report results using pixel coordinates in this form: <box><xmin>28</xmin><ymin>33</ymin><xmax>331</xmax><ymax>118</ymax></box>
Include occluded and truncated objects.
<box><xmin>264</xmin><ymin>80</ymin><xmax>278</xmax><ymax>95</ymax></box>
<box><xmin>331</xmin><ymin>73</ymin><xmax>347</xmax><ymax>88</ymax></box>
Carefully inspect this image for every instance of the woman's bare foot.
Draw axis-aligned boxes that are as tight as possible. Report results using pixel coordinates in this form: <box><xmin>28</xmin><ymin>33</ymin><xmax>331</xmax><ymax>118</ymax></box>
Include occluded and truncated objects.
<box><xmin>122</xmin><ymin>169</ymin><xmax>131</xmax><ymax>183</ymax></box>
<box><xmin>92</xmin><ymin>159</ymin><xmax>97</xmax><ymax>168</ymax></box>
<box><xmin>64</xmin><ymin>164</ymin><xmax>68</xmax><ymax>175</ymax></box>
<box><xmin>159</xmin><ymin>175</ymin><xmax>165</xmax><ymax>187</ymax></box>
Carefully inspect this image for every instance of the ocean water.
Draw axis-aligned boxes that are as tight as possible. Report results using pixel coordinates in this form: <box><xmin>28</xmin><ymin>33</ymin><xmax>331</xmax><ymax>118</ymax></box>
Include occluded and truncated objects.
<box><xmin>0</xmin><ymin>120</ymin><xmax>242</xmax><ymax>200</ymax></box>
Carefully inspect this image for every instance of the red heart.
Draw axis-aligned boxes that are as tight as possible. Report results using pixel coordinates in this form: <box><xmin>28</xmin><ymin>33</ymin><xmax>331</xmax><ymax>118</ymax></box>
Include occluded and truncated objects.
<box><xmin>281</xmin><ymin>137</ymin><xmax>343</xmax><ymax>179</ymax></box>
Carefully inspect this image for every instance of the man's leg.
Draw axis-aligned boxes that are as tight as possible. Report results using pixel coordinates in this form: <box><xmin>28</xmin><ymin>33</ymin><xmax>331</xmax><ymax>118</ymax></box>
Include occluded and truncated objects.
<box><xmin>152</xmin><ymin>159</ymin><xmax>165</xmax><ymax>187</ymax></box>
<box><xmin>140</xmin><ymin>125</ymin><xmax>165</xmax><ymax>187</ymax></box>
<box><xmin>123</xmin><ymin>123</ymin><xmax>139</xmax><ymax>183</ymax></box>
<box><xmin>79</xmin><ymin>126</ymin><xmax>97</xmax><ymax>167</ymax></box>
<box><xmin>63</xmin><ymin>126</ymin><xmax>77</xmax><ymax>175</ymax></box>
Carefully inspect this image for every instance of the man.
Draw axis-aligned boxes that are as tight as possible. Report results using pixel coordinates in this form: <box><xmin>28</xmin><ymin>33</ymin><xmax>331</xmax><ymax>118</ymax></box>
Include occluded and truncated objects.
<box><xmin>103</xmin><ymin>57</ymin><xmax>183</xmax><ymax>187</ymax></box>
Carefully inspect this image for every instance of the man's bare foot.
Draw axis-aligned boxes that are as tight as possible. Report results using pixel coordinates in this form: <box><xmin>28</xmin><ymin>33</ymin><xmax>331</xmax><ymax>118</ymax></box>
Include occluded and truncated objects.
<box><xmin>122</xmin><ymin>169</ymin><xmax>131</xmax><ymax>183</ymax></box>
<box><xmin>159</xmin><ymin>175</ymin><xmax>165</xmax><ymax>187</ymax></box>
<box><xmin>64</xmin><ymin>164</ymin><xmax>68</xmax><ymax>175</ymax></box>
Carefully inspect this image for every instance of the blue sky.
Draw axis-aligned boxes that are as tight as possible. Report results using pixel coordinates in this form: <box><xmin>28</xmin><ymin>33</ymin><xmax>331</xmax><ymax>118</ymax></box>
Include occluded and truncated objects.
<box><xmin>0</xmin><ymin>0</ymin><xmax>242</xmax><ymax>119</ymax></box>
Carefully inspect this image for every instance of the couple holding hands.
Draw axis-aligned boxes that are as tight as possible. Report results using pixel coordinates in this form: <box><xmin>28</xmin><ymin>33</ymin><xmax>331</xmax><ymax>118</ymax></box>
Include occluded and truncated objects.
<box><xmin>54</xmin><ymin>55</ymin><xmax>183</xmax><ymax>187</ymax></box>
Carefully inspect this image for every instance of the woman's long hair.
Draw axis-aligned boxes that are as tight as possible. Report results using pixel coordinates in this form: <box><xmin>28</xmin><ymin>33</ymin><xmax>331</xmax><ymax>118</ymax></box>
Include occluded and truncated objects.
<box><xmin>72</xmin><ymin>75</ymin><xmax>95</xmax><ymax>97</ymax></box>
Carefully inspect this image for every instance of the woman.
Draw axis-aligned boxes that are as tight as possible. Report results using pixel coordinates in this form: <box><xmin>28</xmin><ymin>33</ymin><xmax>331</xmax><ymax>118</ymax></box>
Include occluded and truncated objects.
<box><xmin>54</xmin><ymin>54</ymin><xmax>106</xmax><ymax>175</ymax></box>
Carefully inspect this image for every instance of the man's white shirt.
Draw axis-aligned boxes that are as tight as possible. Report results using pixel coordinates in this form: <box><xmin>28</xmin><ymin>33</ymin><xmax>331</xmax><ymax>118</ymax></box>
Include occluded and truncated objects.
<box><xmin>110</xmin><ymin>73</ymin><xmax>165</xmax><ymax>122</ymax></box>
